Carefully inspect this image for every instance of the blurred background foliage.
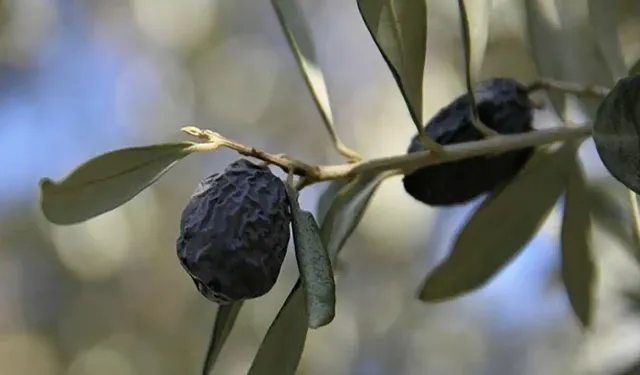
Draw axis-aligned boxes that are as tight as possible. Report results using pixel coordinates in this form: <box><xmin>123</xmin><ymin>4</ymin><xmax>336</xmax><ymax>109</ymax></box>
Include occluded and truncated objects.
<box><xmin>2</xmin><ymin>0</ymin><xmax>640</xmax><ymax>374</ymax></box>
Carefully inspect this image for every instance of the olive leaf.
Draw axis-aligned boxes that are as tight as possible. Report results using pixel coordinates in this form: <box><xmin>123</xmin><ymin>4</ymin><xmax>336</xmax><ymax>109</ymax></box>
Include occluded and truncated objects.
<box><xmin>561</xmin><ymin>159</ymin><xmax>596</xmax><ymax>328</ymax></box>
<box><xmin>418</xmin><ymin>143</ymin><xmax>576</xmax><ymax>302</ymax></box>
<box><xmin>590</xmin><ymin>181</ymin><xmax>638</xmax><ymax>253</ymax></box>
<box><xmin>631</xmin><ymin>59</ymin><xmax>640</xmax><ymax>76</ymax></box>
<box><xmin>39</xmin><ymin>142</ymin><xmax>195</xmax><ymax>225</ymax></box>
<box><xmin>456</xmin><ymin>0</ymin><xmax>493</xmax><ymax>135</ymax></box>
<box><xmin>271</xmin><ymin>0</ymin><xmax>358</xmax><ymax>160</ymax></box>
<box><xmin>524</xmin><ymin>0</ymin><xmax>566</xmax><ymax>117</ymax></box>
<box><xmin>356</xmin><ymin>0</ymin><xmax>427</xmax><ymax>127</ymax></box>
<box><xmin>316</xmin><ymin>180</ymin><xmax>349</xmax><ymax>225</ymax></box>
<box><xmin>588</xmin><ymin>0</ymin><xmax>628</xmax><ymax>81</ymax></box>
<box><xmin>285</xmin><ymin>185</ymin><xmax>336</xmax><ymax>329</ymax></box>
<box><xmin>200</xmin><ymin>302</ymin><xmax>244</xmax><ymax>375</ymax></box>
<box><xmin>618</xmin><ymin>359</ymin><xmax>640</xmax><ymax>375</ymax></box>
<box><xmin>525</xmin><ymin>0</ymin><xmax>614</xmax><ymax>120</ymax></box>
<box><xmin>248</xmin><ymin>172</ymin><xmax>391</xmax><ymax>374</ymax></box>
<box><xmin>320</xmin><ymin>171</ymin><xmax>395</xmax><ymax>262</ymax></box>
<box><xmin>461</xmin><ymin>0</ymin><xmax>491</xmax><ymax>77</ymax></box>
<box><xmin>247</xmin><ymin>281</ymin><xmax>308</xmax><ymax>375</ymax></box>
<box><xmin>593</xmin><ymin>75</ymin><xmax>640</xmax><ymax>194</ymax></box>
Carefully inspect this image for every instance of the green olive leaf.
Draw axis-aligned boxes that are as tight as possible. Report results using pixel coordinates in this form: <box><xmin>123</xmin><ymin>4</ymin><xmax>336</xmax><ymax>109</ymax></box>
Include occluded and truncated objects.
<box><xmin>270</xmin><ymin>0</ymin><xmax>332</xmax><ymax>124</ymax></box>
<box><xmin>249</xmin><ymin>172</ymin><xmax>392</xmax><ymax>374</ymax></box>
<box><xmin>457</xmin><ymin>0</ymin><xmax>492</xmax><ymax>135</ymax></box>
<box><xmin>248</xmin><ymin>281</ymin><xmax>307</xmax><ymax>375</ymax></box>
<box><xmin>285</xmin><ymin>185</ymin><xmax>336</xmax><ymax>329</ymax></box>
<box><xmin>321</xmin><ymin>171</ymin><xmax>395</xmax><ymax>262</ymax></box>
<box><xmin>589</xmin><ymin>181</ymin><xmax>638</xmax><ymax>255</ymax></box>
<box><xmin>271</xmin><ymin>0</ymin><xmax>358</xmax><ymax>160</ymax></box>
<box><xmin>560</xmin><ymin>159</ymin><xmax>596</xmax><ymax>328</ymax></box>
<box><xmin>316</xmin><ymin>180</ymin><xmax>349</xmax><ymax>225</ymax></box>
<box><xmin>461</xmin><ymin>0</ymin><xmax>491</xmax><ymax>77</ymax></box>
<box><xmin>593</xmin><ymin>75</ymin><xmax>640</xmax><ymax>194</ymax></box>
<box><xmin>418</xmin><ymin>143</ymin><xmax>577</xmax><ymax>302</ymax></box>
<box><xmin>356</xmin><ymin>0</ymin><xmax>427</xmax><ymax>127</ymax></box>
<box><xmin>200</xmin><ymin>302</ymin><xmax>244</xmax><ymax>375</ymax></box>
<box><xmin>618</xmin><ymin>359</ymin><xmax>640</xmax><ymax>375</ymax></box>
<box><xmin>631</xmin><ymin>59</ymin><xmax>640</xmax><ymax>76</ymax></box>
<box><xmin>524</xmin><ymin>0</ymin><xmax>566</xmax><ymax>117</ymax></box>
<box><xmin>588</xmin><ymin>0</ymin><xmax>628</xmax><ymax>81</ymax></box>
<box><xmin>39</xmin><ymin>142</ymin><xmax>195</xmax><ymax>225</ymax></box>
<box><xmin>525</xmin><ymin>0</ymin><xmax>614</xmax><ymax>120</ymax></box>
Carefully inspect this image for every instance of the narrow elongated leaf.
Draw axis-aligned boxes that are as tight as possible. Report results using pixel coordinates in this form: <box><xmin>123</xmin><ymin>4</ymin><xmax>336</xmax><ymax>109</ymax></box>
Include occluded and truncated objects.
<box><xmin>285</xmin><ymin>185</ymin><xmax>336</xmax><ymax>329</ymax></box>
<box><xmin>456</xmin><ymin>0</ymin><xmax>493</xmax><ymax>135</ymax></box>
<box><xmin>631</xmin><ymin>60</ymin><xmax>640</xmax><ymax>76</ymax></box>
<box><xmin>524</xmin><ymin>0</ymin><xmax>566</xmax><ymax>117</ymax></box>
<box><xmin>200</xmin><ymin>302</ymin><xmax>244</xmax><ymax>375</ymax></box>
<box><xmin>39</xmin><ymin>142</ymin><xmax>195</xmax><ymax>225</ymax></box>
<box><xmin>271</xmin><ymin>0</ymin><xmax>359</xmax><ymax>160</ymax></box>
<box><xmin>619</xmin><ymin>359</ymin><xmax>640</xmax><ymax>375</ymax></box>
<box><xmin>525</xmin><ymin>0</ymin><xmax>613</xmax><ymax>120</ymax></box>
<box><xmin>248</xmin><ymin>172</ymin><xmax>392</xmax><ymax>374</ymax></box>
<box><xmin>590</xmin><ymin>182</ymin><xmax>637</xmax><ymax>251</ymax></box>
<box><xmin>293</xmin><ymin>210</ymin><xmax>336</xmax><ymax>328</ymax></box>
<box><xmin>248</xmin><ymin>281</ymin><xmax>308</xmax><ymax>375</ymax></box>
<box><xmin>321</xmin><ymin>171</ymin><xmax>395</xmax><ymax>262</ymax></box>
<box><xmin>356</xmin><ymin>0</ymin><xmax>427</xmax><ymax>126</ymax></box>
<box><xmin>419</xmin><ymin>143</ymin><xmax>576</xmax><ymax>301</ymax></box>
<box><xmin>316</xmin><ymin>180</ymin><xmax>349</xmax><ymax>225</ymax></box>
<box><xmin>561</xmin><ymin>160</ymin><xmax>595</xmax><ymax>328</ymax></box>
<box><xmin>588</xmin><ymin>0</ymin><xmax>628</xmax><ymax>81</ymax></box>
<box><xmin>462</xmin><ymin>0</ymin><xmax>492</xmax><ymax>77</ymax></box>
<box><xmin>271</xmin><ymin>0</ymin><xmax>332</xmax><ymax>123</ymax></box>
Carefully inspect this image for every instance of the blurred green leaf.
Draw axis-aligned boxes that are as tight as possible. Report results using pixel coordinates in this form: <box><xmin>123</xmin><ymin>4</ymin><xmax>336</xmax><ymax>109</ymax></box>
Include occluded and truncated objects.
<box><xmin>248</xmin><ymin>281</ymin><xmax>307</xmax><ymax>375</ymax></box>
<box><xmin>39</xmin><ymin>142</ymin><xmax>194</xmax><ymax>225</ymax></box>
<box><xmin>356</xmin><ymin>0</ymin><xmax>427</xmax><ymax>126</ymax></box>
<box><xmin>271</xmin><ymin>0</ymin><xmax>331</xmax><ymax>122</ymax></box>
<box><xmin>560</xmin><ymin>160</ymin><xmax>595</xmax><ymax>328</ymax></box>
<box><xmin>526</xmin><ymin>1</ymin><xmax>614</xmax><ymax>120</ymax></box>
<box><xmin>590</xmin><ymin>181</ymin><xmax>639</xmax><ymax>257</ymax></box>
<box><xmin>460</xmin><ymin>0</ymin><xmax>491</xmax><ymax>76</ymax></box>
<box><xmin>593</xmin><ymin>75</ymin><xmax>640</xmax><ymax>194</ymax></box>
<box><xmin>200</xmin><ymin>302</ymin><xmax>244</xmax><ymax>375</ymax></box>
<box><xmin>619</xmin><ymin>360</ymin><xmax>640</xmax><ymax>375</ymax></box>
<box><xmin>524</xmin><ymin>0</ymin><xmax>566</xmax><ymax>117</ymax></box>
<box><xmin>249</xmin><ymin>172</ymin><xmax>391</xmax><ymax>373</ymax></box>
<box><xmin>418</xmin><ymin>144</ymin><xmax>576</xmax><ymax>302</ymax></box>
<box><xmin>588</xmin><ymin>0</ymin><xmax>627</xmax><ymax>81</ymax></box>
<box><xmin>286</xmin><ymin>185</ymin><xmax>336</xmax><ymax>329</ymax></box>
<box><xmin>271</xmin><ymin>0</ymin><xmax>359</xmax><ymax>160</ymax></box>
<box><xmin>456</xmin><ymin>0</ymin><xmax>492</xmax><ymax>135</ymax></box>
<box><xmin>321</xmin><ymin>171</ymin><xmax>395</xmax><ymax>262</ymax></box>
<box><xmin>631</xmin><ymin>60</ymin><xmax>640</xmax><ymax>76</ymax></box>
<box><xmin>316</xmin><ymin>180</ymin><xmax>350</xmax><ymax>225</ymax></box>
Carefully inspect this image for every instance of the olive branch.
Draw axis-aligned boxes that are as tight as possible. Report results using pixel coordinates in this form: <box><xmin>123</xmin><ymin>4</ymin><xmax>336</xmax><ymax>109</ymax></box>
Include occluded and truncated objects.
<box><xmin>179</xmin><ymin>113</ymin><xmax>594</xmax><ymax>187</ymax></box>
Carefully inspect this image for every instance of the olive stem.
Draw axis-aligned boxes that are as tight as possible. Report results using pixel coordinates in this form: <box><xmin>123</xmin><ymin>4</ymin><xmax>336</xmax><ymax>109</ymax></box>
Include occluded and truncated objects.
<box><xmin>184</xmin><ymin>123</ymin><xmax>592</xmax><ymax>184</ymax></box>
<box><xmin>527</xmin><ymin>78</ymin><xmax>611</xmax><ymax>98</ymax></box>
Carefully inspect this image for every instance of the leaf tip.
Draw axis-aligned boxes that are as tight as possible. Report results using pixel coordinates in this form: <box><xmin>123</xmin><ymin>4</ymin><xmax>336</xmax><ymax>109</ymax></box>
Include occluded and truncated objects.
<box><xmin>38</xmin><ymin>177</ymin><xmax>54</xmax><ymax>190</ymax></box>
<box><xmin>309</xmin><ymin>310</ymin><xmax>335</xmax><ymax>329</ymax></box>
<box><xmin>416</xmin><ymin>278</ymin><xmax>461</xmax><ymax>303</ymax></box>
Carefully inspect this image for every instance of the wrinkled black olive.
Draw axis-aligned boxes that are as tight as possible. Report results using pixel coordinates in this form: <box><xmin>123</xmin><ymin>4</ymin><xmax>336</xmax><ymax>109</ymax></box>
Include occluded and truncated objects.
<box><xmin>177</xmin><ymin>159</ymin><xmax>291</xmax><ymax>304</ymax></box>
<box><xmin>402</xmin><ymin>77</ymin><xmax>535</xmax><ymax>206</ymax></box>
